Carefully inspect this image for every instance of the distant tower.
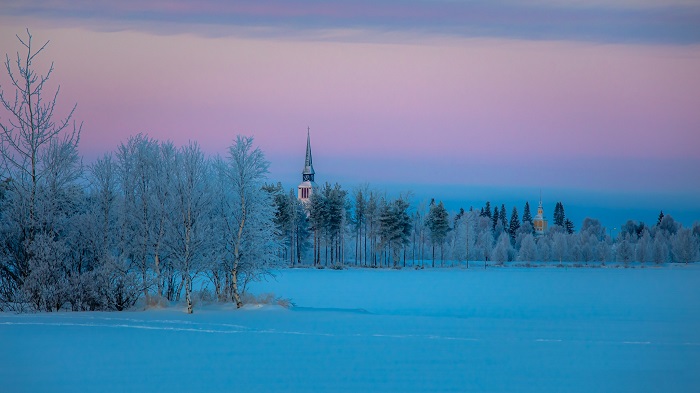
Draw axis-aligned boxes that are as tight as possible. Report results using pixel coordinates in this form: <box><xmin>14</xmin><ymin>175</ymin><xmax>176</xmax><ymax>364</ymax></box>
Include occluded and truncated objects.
<box><xmin>533</xmin><ymin>192</ymin><xmax>548</xmax><ymax>235</ymax></box>
<box><xmin>297</xmin><ymin>127</ymin><xmax>316</xmax><ymax>202</ymax></box>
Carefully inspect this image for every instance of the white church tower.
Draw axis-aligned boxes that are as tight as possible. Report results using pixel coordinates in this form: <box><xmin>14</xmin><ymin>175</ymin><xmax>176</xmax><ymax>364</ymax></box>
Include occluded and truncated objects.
<box><xmin>297</xmin><ymin>128</ymin><xmax>316</xmax><ymax>202</ymax></box>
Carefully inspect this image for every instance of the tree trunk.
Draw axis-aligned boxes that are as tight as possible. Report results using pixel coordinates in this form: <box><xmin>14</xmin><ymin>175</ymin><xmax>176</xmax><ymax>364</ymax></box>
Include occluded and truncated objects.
<box><xmin>232</xmin><ymin>193</ymin><xmax>246</xmax><ymax>308</ymax></box>
<box><xmin>185</xmin><ymin>274</ymin><xmax>193</xmax><ymax>314</ymax></box>
<box><xmin>231</xmin><ymin>264</ymin><xmax>242</xmax><ymax>308</ymax></box>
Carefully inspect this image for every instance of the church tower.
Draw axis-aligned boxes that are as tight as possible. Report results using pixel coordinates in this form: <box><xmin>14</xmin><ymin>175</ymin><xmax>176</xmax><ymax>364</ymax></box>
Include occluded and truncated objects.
<box><xmin>297</xmin><ymin>128</ymin><xmax>316</xmax><ymax>202</ymax></box>
<box><xmin>533</xmin><ymin>193</ymin><xmax>548</xmax><ymax>235</ymax></box>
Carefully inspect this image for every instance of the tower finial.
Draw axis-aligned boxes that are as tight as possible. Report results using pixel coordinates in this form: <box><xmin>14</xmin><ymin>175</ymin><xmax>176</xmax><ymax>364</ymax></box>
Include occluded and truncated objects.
<box><xmin>302</xmin><ymin>127</ymin><xmax>315</xmax><ymax>182</ymax></box>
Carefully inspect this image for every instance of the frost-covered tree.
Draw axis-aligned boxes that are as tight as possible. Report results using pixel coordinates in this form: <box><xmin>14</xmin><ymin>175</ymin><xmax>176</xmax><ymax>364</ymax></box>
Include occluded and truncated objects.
<box><xmin>353</xmin><ymin>186</ymin><xmax>367</xmax><ymax>266</ymax></box>
<box><xmin>580</xmin><ymin>217</ymin><xmax>605</xmax><ymax>241</ymax></box>
<box><xmin>578</xmin><ymin>233</ymin><xmax>597</xmax><ymax>264</ymax></box>
<box><xmin>115</xmin><ymin>134</ymin><xmax>160</xmax><ymax>301</ymax></box>
<box><xmin>492</xmin><ymin>233</ymin><xmax>512</xmax><ymax>265</ymax></box>
<box><xmin>551</xmin><ymin>232</ymin><xmax>568</xmax><ymax>264</ymax></box>
<box><xmin>151</xmin><ymin>141</ymin><xmax>177</xmax><ymax>300</ymax></box>
<box><xmin>474</xmin><ymin>220</ymin><xmax>493</xmax><ymax>265</ymax></box>
<box><xmin>217</xmin><ymin>135</ymin><xmax>278</xmax><ymax>308</ymax></box>
<box><xmin>659</xmin><ymin>214</ymin><xmax>679</xmax><ymax>236</ymax></box>
<box><xmin>537</xmin><ymin>235</ymin><xmax>552</xmax><ymax>262</ymax></box>
<box><xmin>635</xmin><ymin>229</ymin><xmax>651</xmax><ymax>264</ymax></box>
<box><xmin>0</xmin><ymin>30</ymin><xmax>82</xmax><ymax>308</ymax></box>
<box><xmin>652</xmin><ymin>234</ymin><xmax>669</xmax><ymax>264</ymax></box>
<box><xmin>164</xmin><ymin>142</ymin><xmax>212</xmax><ymax>314</ymax></box>
<box><xmin>672</xmin><ymin>228</ymin><xmax>698</xmax><ymax>264</ymax></box>
<box><xmin>616</xmin><ymin>233</ymin><xmax>634</xmax><ymax>266</ymax></box>
<box><xmin>518</xmin><ymin>234</ymin><xmax>537</xmax><ymax>262</ymax></box>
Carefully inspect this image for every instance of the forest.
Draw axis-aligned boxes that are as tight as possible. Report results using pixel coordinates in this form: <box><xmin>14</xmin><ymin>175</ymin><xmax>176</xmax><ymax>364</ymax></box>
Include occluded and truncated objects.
<box><xmin>1</xmin><ymin>31</ymin><xmax>699</xmax><ymax>314</ymax></box>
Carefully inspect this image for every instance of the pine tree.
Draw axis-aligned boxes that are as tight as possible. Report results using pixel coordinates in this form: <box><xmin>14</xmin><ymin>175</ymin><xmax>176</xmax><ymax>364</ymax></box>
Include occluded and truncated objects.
<box><xmin>354</xmin><ymin>188</ymin><xmax>366</xmax><ymax>266</ymax></box>
<box><xmin>509</xmin><ymin>206</ymin><xmax>520</xmax><ymax>239</ymax></box>
<box><xmin>426</xmin><ymin>200</ymin><xmax>450</xmax><ymax>267</ymax></box>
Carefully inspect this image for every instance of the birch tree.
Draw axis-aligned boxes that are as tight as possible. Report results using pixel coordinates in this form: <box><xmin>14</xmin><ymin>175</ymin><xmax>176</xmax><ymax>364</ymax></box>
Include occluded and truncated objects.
<box><xmin>219</xmin><ymin>135</ymin><xmax>276</xmax><ymax>308</ymax></box>
<box><xmin>0</xmin><ymin>30</ymin><xmax>81</xmax><ymax>307</ymax></box>
<box><xmin>166</xmin><ymin>142</ymin><xmax>212</xmax><ymax>313</ymax></box>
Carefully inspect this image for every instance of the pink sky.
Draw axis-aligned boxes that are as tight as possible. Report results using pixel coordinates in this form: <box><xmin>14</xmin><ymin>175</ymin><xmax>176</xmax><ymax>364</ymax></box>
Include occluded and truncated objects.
<box><xmin>1</xmin><ymin>1</ymin><xmax>699</xmax><ymax>225</ymax></box>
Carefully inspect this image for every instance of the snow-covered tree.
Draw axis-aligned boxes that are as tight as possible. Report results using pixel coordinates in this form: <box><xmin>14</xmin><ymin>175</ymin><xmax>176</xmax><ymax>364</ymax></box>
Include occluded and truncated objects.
<box><xmin>652</xmin><ymin>234</ymin><xmax>669</xmax><ymax>264</ymax></box>
<box><xmin>518</xmin><ymin>234</ymin><xmax>537</xmax><ymax>262</ymax></box>
<box><xmin>492</xmin><ymin>232</ymin><xmax>512</xmax><ymax>265</ymax></box>
<box><xmin>164</xmin><ymin>142</ymin><xmax>212</xmax><ymax>313</ymax></box>
<box><xmin>217</xmin><ymin>135</ymin><xmax>278</xmax><ymax>308</ymax></box>
<box><xmin>0</xmin><ymin>30</ymin><xmax>82</xmax><ymax>309</ymax></box>
<box><xmin>551</xmin><ymin>232</ymin><xmax>568</xmax><ymax>264</ymax></box>
<box><xmin>616</xmin><ymin>233</ymin><xmax>634</xmax><ymax>265</ymax></box>
<box><xmin>672</xmin><ymin>228</ymin><xmax>698</xmax><ymax>264</ymax></box>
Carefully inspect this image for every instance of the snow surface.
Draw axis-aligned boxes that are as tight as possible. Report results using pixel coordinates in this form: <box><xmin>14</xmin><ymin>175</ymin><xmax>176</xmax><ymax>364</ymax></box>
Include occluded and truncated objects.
<box><xmin>1</xmin><ymin>266</ymin><xmax>699</xmax><ymax>392</ymax></box>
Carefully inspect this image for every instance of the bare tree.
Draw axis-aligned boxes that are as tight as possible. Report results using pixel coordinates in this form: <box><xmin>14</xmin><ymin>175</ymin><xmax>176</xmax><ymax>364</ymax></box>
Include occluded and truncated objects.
<box><xmin>0</xmin><ymin>29</ymin><xmax>81</xmax><ymax>236</ymax></box>
<box><xmin>0</xmin><ymin>29</ymin><xmax>81</xmax><ymax>305</ymax></box>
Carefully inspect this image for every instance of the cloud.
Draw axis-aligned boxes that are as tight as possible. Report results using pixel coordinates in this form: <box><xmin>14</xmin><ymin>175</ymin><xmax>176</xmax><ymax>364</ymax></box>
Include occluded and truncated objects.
<box><xmin>3</xmin><ymin>0</ymin><xmax>700</xmax><ymax>44</ymax></box>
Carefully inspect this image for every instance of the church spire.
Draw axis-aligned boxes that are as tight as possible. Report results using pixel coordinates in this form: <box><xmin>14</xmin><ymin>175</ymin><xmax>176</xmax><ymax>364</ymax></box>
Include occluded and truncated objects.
<box><xmin>302</xmin><ymin>126</ymin><xmax>315</xmax><ymax>182</ymax></box>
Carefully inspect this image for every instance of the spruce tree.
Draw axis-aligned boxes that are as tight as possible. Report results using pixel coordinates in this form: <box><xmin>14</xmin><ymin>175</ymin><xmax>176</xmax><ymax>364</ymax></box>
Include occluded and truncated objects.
<box><xmin>564</xmin><ymin>218</ymin><xmax>575</xmax><ymax>234</ymax></box>
<box><xmin>657</xmin><ymin>210</ymin><xmax>665</xmax><ymax>226</ymax></box>
<box><xmin>509</xmin><ymin>206</ymin><xmax>520</xmax><ymax>239</ymax></box>
<box><xmin>522</xmin><ymin>201</ymin><xmax>533</xmax><ymax>226</ymax></box>
<box><xmin>500</xmin><ymin>204</ymin><xmax>508</xmax><ymax>230</ymax></box>
<box><xmin>492</xmin><ymin>207</ymin><xmax>499</xmax><ymax>230</ymax></box>
<box><xmin>553</xmin><ymin>202</ymin><xmax>566</xmax><ymax>227</ymax></box>
<box><xmin>482</xmin><ymin>201</ymin><xmax>492</xmax><ymax>219</ymax></box>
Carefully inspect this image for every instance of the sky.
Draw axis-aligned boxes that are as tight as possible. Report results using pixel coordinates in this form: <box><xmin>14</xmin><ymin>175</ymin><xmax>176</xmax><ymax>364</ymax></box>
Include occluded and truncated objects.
<box><xmin>1</xmin><ymin>0</ymin><xmax>699</xmax><ymax>229</ymax></box>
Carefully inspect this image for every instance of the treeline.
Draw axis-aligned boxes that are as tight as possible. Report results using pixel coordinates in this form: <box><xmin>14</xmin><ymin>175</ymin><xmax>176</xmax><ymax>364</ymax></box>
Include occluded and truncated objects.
<box><xmin>267</xmin><ymin>186</ymin><xmax>700</xmax><ymax>269</ymax></box>
<box><xmin>0</xmin><ymin>133</ymin><xmax>280</xmax><ymax>313</ymax></box>
<box><xmin>2</xmin><ymin>31</ymin><xmax>700</xmax><ymax>314</ymax></box>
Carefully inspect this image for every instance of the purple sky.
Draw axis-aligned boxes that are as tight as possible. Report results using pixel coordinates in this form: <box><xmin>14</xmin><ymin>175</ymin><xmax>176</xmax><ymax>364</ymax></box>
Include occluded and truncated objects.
<box><xmin>1</xmin><ymin>1</ymin><xmax>699</xmax><ymax>228</ymax></box>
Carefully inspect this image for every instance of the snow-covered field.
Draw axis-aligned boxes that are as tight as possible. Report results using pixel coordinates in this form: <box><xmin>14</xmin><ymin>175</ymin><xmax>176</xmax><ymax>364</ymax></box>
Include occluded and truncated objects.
<box><xmin>2</xmin><ymin>266</ymin><xmax>699</xmax><ymax>392</ymax></box>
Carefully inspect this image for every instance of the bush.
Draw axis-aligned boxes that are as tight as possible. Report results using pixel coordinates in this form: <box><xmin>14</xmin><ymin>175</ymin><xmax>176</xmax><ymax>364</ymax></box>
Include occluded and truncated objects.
<box><xmin>241</xmin><ymin>292</ymin><xmax>293</xmax><ymax>308</ymax></box>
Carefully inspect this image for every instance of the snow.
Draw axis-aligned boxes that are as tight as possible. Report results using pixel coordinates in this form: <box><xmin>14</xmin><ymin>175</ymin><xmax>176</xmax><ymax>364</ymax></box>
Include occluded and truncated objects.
<box><xmin>2</xmin><ymin>266</ymin><xmax>699</xmax><ymax>392</ymax></box>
